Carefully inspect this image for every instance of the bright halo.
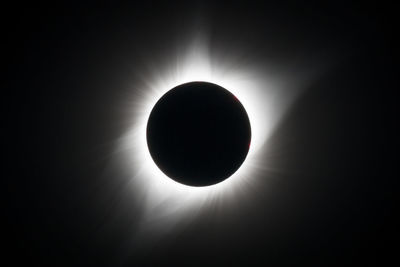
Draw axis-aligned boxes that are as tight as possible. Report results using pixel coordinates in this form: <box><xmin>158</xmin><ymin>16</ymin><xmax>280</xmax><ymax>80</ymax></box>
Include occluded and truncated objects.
<box><xmin>113</xmin><ymin>33</ymin><xmax>308</xmax><ymax>235</ymax></box>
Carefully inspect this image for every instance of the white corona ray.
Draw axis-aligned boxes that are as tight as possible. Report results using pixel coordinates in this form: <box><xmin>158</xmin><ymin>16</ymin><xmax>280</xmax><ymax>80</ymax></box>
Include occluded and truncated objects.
<box><xmin>113</xmin><ymin>32</ymin><xmax>315</xmax><ymax>236</ymax></box>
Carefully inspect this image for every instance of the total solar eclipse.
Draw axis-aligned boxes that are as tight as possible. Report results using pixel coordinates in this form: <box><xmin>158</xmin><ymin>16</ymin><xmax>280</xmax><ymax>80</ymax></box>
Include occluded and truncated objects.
<box><xmin>146</xmin><ymin>81</ymin><xmax>251</xmax><ymax>187</ymax></box>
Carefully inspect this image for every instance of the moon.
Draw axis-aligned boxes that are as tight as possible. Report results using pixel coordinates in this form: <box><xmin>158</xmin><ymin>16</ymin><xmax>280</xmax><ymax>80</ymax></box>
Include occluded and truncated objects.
<box><xmin>146</xmin><ymin>81</ymin><xmax>251</xmax><ymax>186</ymax></box>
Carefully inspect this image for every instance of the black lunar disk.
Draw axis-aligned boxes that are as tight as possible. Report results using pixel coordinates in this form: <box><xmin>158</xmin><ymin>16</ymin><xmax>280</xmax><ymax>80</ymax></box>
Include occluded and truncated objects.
<box><xmin>146</xmin><ymin>82</ymin><xmax>251</xmax><ymax>186</ymax></box>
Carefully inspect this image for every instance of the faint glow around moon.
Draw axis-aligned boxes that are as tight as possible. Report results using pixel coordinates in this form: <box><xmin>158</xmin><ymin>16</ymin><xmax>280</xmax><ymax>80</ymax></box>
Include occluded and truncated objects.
<box><xmin>114</xmin><ymin>33</ymin><xmax>310</xmax><ymax>234</ymax></box>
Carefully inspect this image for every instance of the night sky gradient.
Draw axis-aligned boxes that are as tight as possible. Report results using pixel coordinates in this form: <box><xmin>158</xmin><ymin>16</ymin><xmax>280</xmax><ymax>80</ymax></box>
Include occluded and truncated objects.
<box><xmin>5</xmin><ymin>1</ymin><xmax>396</xmax><ymax>266</ymax></box>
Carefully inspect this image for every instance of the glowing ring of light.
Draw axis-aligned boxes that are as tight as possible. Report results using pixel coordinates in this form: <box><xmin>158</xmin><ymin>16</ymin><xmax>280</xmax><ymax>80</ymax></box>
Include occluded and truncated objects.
<box><xmin>114</xmin><ymin>35</ymin><xmax>301</xmax><ymax>229</ymax></box>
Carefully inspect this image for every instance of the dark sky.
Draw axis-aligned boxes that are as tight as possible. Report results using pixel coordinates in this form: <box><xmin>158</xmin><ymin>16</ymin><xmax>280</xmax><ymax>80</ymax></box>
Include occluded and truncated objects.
<box><xmin>6</xmin><ymin>1</ymin><xmax>396</xmax><ymax>266</ymax></box>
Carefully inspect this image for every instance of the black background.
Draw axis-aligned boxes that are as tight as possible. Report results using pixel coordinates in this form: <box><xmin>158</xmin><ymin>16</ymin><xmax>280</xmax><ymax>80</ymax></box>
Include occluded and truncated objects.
<box><xmin>5</xmin><ymin>1</ymin><xmax>396</xmax><ymax>266</ymax></box>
